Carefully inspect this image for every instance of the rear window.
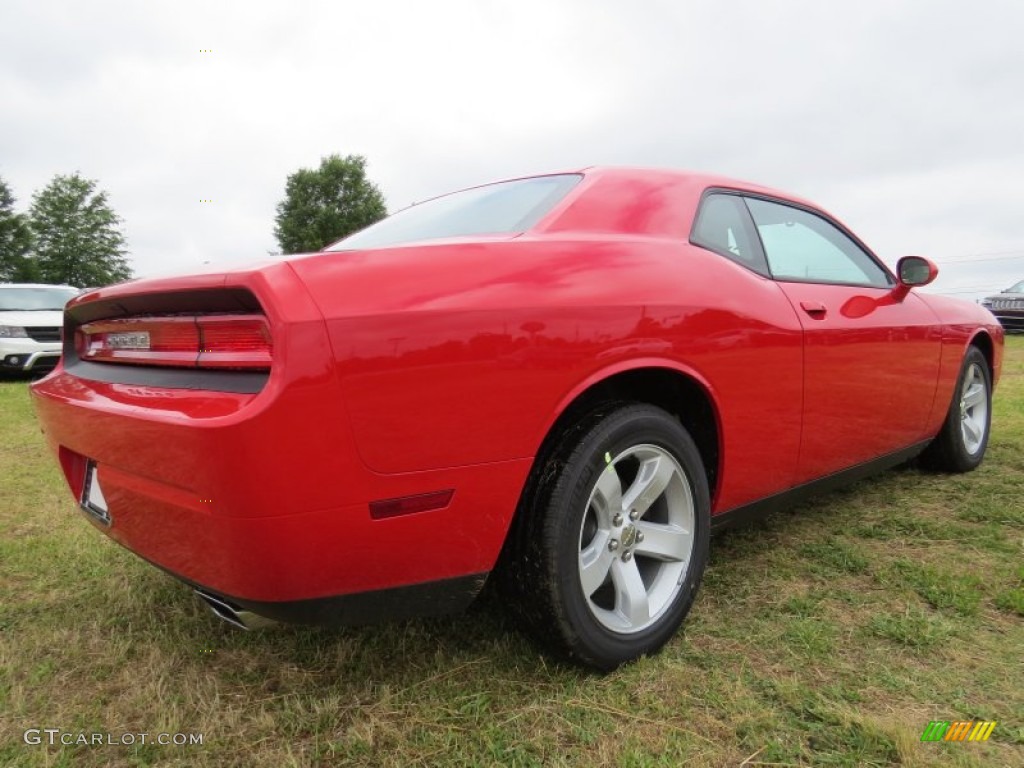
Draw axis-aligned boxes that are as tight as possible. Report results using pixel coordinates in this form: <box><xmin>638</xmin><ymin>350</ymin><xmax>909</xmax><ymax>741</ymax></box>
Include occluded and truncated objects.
<box><xmin>327</xmin><ymin>174</ymin><xmax>581</xmax><ymax>251</ymax></box>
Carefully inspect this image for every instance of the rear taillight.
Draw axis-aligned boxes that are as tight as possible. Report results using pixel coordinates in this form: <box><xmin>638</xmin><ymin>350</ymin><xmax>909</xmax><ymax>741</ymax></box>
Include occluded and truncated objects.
<box><xmin>76</xmin><ymin>315</ymin><xmax>272</xmax><ymax>371</ymax></box>
<box><xmin>196</xmin><ymin>316</ymin><xmax>273</xmax><ymax>369</ymax></box>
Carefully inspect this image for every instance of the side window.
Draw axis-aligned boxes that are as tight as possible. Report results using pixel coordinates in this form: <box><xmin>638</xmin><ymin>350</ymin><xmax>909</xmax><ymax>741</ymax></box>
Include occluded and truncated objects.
<box><xmin>690</xmin><ymin>194</ymin><xmax>769</xmax><ymax>276</ymax></box>
<box><xmin>744</xmin><ymin>198</ymin><xmax>891</xmax><ymax>287</ymax></box>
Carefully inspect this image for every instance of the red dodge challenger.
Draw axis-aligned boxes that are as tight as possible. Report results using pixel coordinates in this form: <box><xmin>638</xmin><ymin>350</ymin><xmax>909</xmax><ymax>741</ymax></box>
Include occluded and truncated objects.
<box><xmin>31</xmin><ymin>168</ymin><xmax>1004</xmax><ymax>669</ymax></box>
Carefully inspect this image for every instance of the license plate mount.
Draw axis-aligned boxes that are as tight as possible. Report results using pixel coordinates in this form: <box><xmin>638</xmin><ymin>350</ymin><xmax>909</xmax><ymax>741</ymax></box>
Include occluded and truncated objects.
<box><xmin>81</xmin><ymin>460</ymin><xmax>112</xmax><ymax>526</ymax></box>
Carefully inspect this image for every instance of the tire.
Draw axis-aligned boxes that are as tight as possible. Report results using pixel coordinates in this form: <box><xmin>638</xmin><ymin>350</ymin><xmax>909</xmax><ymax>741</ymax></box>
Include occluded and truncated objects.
<box><xmin>504</xmin><ymin>403</ymin><xmax>710</xmax><ymax>670</ymax></box>
<box><xmin>920</xmin><ymin>346</ymin><xmax>992</xmax><ymax>473</ymax></box>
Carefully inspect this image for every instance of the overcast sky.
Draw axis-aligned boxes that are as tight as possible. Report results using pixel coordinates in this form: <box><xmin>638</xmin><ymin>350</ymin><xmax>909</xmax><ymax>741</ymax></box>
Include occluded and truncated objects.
<box><xmin>2</xmin><ymin>0</ymin><xmax>1022</xmax><ymax>299</ymax></box>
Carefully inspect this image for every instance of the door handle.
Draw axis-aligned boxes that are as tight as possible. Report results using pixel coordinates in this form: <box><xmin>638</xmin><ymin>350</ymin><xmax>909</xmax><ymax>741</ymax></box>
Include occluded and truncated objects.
<box><xmin>800</xmin><ymin>300</ymin><xmax>827</xmax><ymax>318</ymax></box>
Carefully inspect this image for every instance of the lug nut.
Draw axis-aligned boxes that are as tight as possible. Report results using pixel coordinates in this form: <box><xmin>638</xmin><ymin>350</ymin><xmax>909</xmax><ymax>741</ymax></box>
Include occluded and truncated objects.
<box><xmin>612</xmin><ymin>513</ymin><xmax>623</xmax><ymax>527</ymax></box>
<box><xmin>636</xmin><ymin>531</ymin><xmax>645</xmax><ymax>543</ymax></box>
<box><xmin>629</xmin><ymin>508</ymin><xmax>639</xmax><ymax>521</ymax></box>
<box><xmin>622</xmin><ymin>550</ymin><xmax>633</xmax><ymax>562</ymax></box>
<box><xmin>608</xmin><ymin>538</ymin><xmax>619</xmax><ymax>551</ymax></box>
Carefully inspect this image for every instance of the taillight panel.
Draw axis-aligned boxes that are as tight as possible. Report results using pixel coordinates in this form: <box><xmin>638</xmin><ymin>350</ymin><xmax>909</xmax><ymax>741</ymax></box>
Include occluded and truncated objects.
<box><xmin>195</xmin><ymin>316</ymin><xmax>273</xmax><ymax>370</ymax></box>
<box><xmin>76</xmin><ymin>314</ymin><xmax>272</xmax><ymax>371</ymax></box>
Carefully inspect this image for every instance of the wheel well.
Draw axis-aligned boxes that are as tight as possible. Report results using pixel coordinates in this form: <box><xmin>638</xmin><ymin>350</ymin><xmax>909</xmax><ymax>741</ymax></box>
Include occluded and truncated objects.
<box><xmin>534</xmin><ymin>368</ymin><xmax>720</xmax><ymax>502</ymax></box>
<box><xmin>970</xmin><ymin>331</ymin><xmax>994</xmax><ymax>374</ymax></box>
<box><xmin>495</xmin><ymin>367</ymin><xmax>721</xmax><ymax>586</ymax></box>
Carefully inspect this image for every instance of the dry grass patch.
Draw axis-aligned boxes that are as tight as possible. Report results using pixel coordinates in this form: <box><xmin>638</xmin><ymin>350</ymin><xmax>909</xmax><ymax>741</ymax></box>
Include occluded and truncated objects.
<box><xmin>2</xmin><ymin>337</ymin><xmax>1023</xmax><ymax>766</ymax></box>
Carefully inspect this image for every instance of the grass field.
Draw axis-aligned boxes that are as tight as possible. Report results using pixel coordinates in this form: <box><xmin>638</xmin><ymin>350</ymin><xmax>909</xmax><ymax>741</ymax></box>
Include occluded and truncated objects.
<box><xmin>2</xmin><ymin>338</ymin><xmax>1022</xmax><ymax>767</ymax></box>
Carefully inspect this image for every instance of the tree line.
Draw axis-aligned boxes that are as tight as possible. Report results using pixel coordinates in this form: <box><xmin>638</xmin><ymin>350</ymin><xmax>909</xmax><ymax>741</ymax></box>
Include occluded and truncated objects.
<box><xmin>0</xmin><ymin>154</ymin><xmax>387</xmax><ymax>288</ymax></box>
<box><xmin>0</xmin><ymin>173</ymin><xmax>132</xmax><ymax>287</ymax></box>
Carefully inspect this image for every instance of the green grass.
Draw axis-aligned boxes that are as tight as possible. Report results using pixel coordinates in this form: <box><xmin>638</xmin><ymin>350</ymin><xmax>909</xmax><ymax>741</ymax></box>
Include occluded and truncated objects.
<box><xmin>2</xmin><ymin>337</ymin><xmax>1023</xmax><ymax>767</ymax></box>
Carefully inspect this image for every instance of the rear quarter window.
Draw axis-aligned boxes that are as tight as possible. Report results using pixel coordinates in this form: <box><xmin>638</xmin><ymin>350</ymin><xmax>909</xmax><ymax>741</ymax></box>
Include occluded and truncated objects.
<box><xmin>690</xmin><ymin>193</ymin><xmax>770</xmax><ymax>276</ymax></box>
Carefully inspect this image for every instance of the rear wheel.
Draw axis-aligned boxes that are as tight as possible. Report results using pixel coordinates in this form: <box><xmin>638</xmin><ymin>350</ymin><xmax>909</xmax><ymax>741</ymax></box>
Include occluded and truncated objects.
<box><xmin>506</xmin><ymin>404</ymin><xmax>710</xmax><ymax>670</ymax></box>
<box><xmin>921</xmin><ymin>346</ymin><xmax>992</xmax><ymax>472</ymax></box>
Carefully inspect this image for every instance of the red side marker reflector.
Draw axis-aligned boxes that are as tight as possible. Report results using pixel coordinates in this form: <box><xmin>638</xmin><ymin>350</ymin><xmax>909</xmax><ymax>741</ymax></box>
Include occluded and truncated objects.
<box><xmin>369</xmin><ymin>490</ymin><xmax>454</xmax><ymax>520</ymax></box>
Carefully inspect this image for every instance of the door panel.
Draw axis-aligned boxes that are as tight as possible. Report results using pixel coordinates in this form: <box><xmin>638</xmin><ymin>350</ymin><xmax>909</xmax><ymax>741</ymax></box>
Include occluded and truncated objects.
<box><xmin>778</xmin><ymin>283</ymin><xmax>941</xmax><ymax>483</ymax></box>
<box><xmin>741</xmin><ymin>196</ymin><xmax>942</xmax><ymax>483</ymax></box>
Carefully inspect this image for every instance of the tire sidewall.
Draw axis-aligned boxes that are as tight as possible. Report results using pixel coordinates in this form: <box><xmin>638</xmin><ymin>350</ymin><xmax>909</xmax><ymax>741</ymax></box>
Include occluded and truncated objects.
<box><xmin>948</xmin><ymin>347</ymin><xmax>992</xmax><ymax>470</ymax></box>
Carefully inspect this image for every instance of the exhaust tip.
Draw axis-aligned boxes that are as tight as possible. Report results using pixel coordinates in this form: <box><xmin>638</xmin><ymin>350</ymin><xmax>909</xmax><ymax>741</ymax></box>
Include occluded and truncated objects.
<box><xmin>195</xmin><ymin>589</ymin><xmax>279</xmax><ymax>630</ymax></box>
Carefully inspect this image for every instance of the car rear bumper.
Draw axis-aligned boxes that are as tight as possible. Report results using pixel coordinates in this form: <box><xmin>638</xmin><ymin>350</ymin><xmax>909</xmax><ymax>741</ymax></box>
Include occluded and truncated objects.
<box><xmin>30</xmin><ymin>364</ymin><xmax>530</xmax><ymax>618</ymax></box>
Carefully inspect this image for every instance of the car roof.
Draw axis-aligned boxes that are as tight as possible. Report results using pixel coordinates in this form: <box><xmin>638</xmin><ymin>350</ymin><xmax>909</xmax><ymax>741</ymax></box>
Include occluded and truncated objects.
<box><xmin>529</xmin><ymin>166</ymin><xmax>823</xmax><ymax>240</ymax></box>
<box><xmin>579</xmin><ymin>166</ymin><xmax>803</xmax><ymax>197</ymax></box>
<box><xmin>479</xmin><ymin>166</ymin><xmax>814</xmax><ymax>206</ymax></box>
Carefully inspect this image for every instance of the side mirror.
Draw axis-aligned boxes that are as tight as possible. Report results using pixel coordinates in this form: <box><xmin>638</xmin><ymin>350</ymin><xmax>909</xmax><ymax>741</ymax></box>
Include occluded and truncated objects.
<box><xmin>893</xmin><ymin>256</ymin><xmax>938</xmax><ymax>300</ymax></box>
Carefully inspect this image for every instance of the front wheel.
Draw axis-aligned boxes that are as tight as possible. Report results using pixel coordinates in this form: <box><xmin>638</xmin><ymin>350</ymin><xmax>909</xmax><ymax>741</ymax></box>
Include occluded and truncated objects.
<box><xmin>508</xmin><ymin>404</ymin><xmax>711</xmax><ymax>670</ymax></box>
<box><xmin>921</xmin><ymin>346</ymin><xmax>992</xmax><ymax>472</ymax></box>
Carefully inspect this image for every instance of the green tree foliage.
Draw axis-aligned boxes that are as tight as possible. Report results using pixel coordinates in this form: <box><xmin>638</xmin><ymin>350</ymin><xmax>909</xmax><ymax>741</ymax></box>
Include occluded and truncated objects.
<box><xmin>29</xmin><ymin>173</ymin><xmax>132</xmax><ymax>287</ymax></box>
<box><xmin>0</xmin><ymin>176</ymin><xmax>36</xmax><ymax>282</ymax></box>
<box><xmin>274</xmin><ymin>154</ymin><xmax>387</xmax><ymax>254</ymax></box>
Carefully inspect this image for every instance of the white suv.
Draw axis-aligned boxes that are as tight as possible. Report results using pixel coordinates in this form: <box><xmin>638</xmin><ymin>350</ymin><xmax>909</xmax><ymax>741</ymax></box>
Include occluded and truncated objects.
<box><xmin>0</xmin><ymin>284</ymin><xmax>80</xmax><ymax>374</ymax></box>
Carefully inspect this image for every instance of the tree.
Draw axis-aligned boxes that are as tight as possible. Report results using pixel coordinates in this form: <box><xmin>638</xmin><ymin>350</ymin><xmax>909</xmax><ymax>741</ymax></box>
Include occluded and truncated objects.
<box><xmin>0</xmin><ymin>176</ymin><xmax>36</xmax><ymax>282</ymax></box>
<box><xmin>29</xmin><ymin>173</ymin><xmax>132</xmax><ymax>287</ymax></box>
<box><xmin>274</xmin><ymin>154</ymin><xmax>387</xmax><ymax>254</ymax></box>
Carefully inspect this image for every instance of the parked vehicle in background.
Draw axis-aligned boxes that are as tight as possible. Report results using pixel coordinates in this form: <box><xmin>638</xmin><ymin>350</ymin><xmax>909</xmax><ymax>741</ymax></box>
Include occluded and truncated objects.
<box><xmin>0</xmin><ymin>284</ymin><xmax>80</xmax><ymax>374</ymax></box>
<box><xmin>29</xmin><ymin>168</ymin><xmax>1005</xmax><ymax>669</ymax></box>
<box><xmin>981</xmin><ymin>280</ymin><xmax>1024</xmax><ymax>332</ymax></box>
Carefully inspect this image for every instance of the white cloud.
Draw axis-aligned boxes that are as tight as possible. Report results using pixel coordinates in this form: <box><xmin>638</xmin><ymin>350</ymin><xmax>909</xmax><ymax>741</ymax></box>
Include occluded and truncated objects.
<box><xmin>1</xmin><ymin>0</ymin><xmax>1022</xmax><ymax>290</ymax></box>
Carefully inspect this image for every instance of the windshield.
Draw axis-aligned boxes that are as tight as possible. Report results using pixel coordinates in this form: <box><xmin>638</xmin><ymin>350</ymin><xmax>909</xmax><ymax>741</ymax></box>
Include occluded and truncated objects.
<box><xmin>327</xmin><ymin>174</ymin><xmax>581</xmax><ymax>251</ymax></box>
<box><xmin>0</xmin><ymin>286</ymin><xmax>80</xmax><ymax>311</ymax></box>
<box><xmin>1007</xmin><ymin>280</ymin><xmax>1024</xmax><ymax>293</ymax></box>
